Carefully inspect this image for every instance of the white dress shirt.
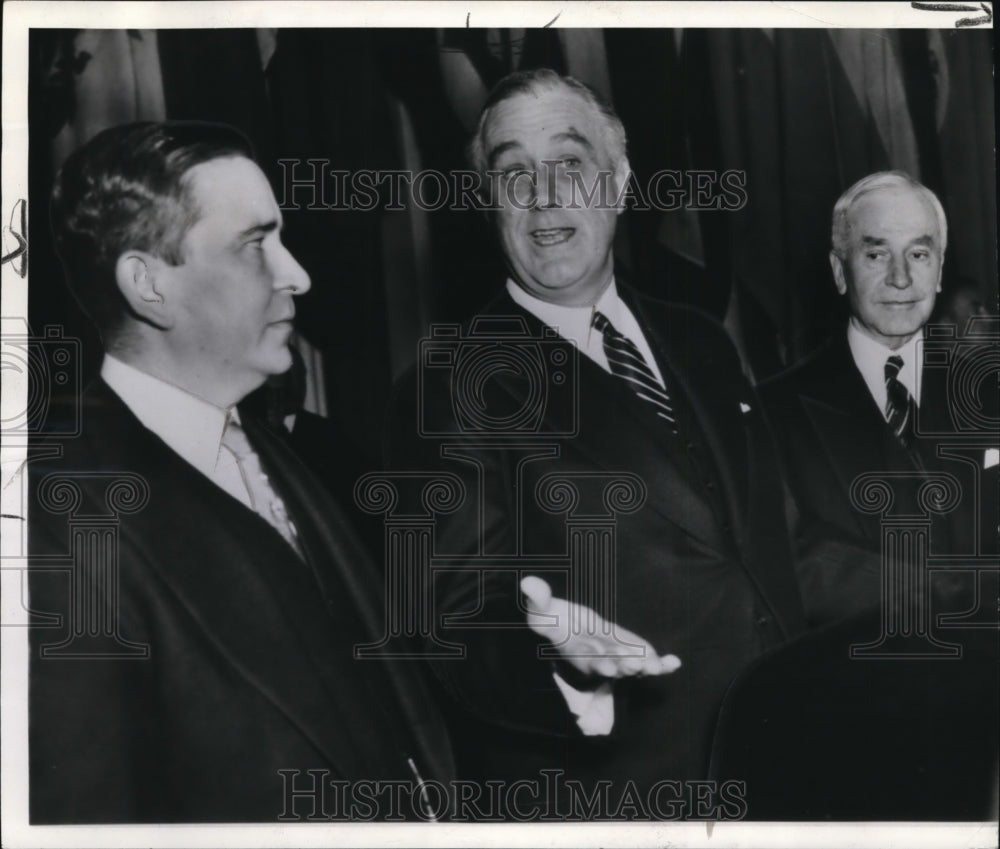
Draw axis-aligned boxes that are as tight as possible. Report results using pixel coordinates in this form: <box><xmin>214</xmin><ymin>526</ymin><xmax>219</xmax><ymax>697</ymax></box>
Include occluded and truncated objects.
<box><xmin>506</xmin><ymin>278</ymin><xmax>667</xmax><ymax>388</ymax></box>
<box><xmin>847</xmin><ymin>321</ymin><xmax>998</xmax><ymax>475</ymax></box>
<box><xmin>846</xmin><ymin>319</ymin><xmax>923</xmax><ymax>418</ymax></box>
<box><xmin>101</xmin><ymin>355</ymin><xmax>253</xmax><ymax>510</ymax></box>
<box><xmin>507</xmin><ymin>278</ymin><xmax>671</xmax><ymax>736</ymax></box>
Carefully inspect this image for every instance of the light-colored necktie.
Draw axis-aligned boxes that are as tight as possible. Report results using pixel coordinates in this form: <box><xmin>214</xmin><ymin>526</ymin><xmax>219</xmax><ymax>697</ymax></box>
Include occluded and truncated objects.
<box><xmin>221</xmin><ymin>418</ymin><xmax>304</xmax><ymax>558</ymax></box>
<box><xmin>592</xmin><ymin>310</ymin><xmax>677</xmax><ymax>432</ymax></box>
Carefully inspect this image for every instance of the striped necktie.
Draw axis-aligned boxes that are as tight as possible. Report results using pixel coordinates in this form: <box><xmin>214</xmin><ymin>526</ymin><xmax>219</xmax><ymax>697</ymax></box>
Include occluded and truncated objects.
<box><xmin>884</xmin><ymin>354</ymin><xmax>916</xmax><ymax>447</ymax></box>
<box><xmin>221</xmin><ymin>418</ymin><xmax>305</xmax><ymax>558</ymax></box>
<box><xmin>592</xmin><ymin>311</ymin><xmax>677</xmax><ymax>431</ymax></box>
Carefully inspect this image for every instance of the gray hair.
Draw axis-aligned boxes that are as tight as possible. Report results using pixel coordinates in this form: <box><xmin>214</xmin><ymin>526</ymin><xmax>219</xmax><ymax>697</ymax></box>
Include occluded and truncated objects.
<box><xmin>467</xmin><ymin>68</ymin><xmax>627</xmax><ymax>175</ymax></box>
<box><xmin>830</xmin><ymin>171</ymin><xmax>948</xmax><ymax>259</ymax></box>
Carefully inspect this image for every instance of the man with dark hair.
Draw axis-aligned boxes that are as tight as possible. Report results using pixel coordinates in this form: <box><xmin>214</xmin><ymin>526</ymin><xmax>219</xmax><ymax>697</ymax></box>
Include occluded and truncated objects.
<box><xmin>30</xmin><ymin>121</ymin><xmax>453</xmax><ymax>823</ymax></box>
<box><xmin>386</xmin><ymin>70</ymin><xmax>804</xmax><ymax>813</ymax></box>
<box><xmin>49</xmin><ymin>122</ymin><xmax>255</xmax><ymax>341</ymax></box>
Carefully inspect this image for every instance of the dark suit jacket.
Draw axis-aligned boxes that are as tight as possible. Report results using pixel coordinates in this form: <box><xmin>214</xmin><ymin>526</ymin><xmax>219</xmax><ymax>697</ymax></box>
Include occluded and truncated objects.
<box><xmin>250</xmin><ymin>408</ymin><xmax>384</xmax><ymax>561</ymax></box>
<box><xmin>760</xmin><ymin>331</ymin><xmax>988</xmax><ymax>626</ymax></box>
<box><xmin>709</xmin><ymin>609</ymin><xmax>999</xmax><ymax>820</ymax></box>
<box><xmin>29</xmin><ymin>380</ymin><xmax>453</xmax><ymax>823</ymax></box>
<box><xmin>385</xmin><ymin>287</ymin><xmax>804</xmax><ymax>808</ymax></box>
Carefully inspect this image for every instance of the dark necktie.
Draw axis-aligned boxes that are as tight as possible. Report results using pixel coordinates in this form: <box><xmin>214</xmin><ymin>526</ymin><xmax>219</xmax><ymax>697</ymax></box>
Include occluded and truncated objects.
<box><xmin>885</xmin><ymin>354</ymin><xmax>916</xmax><ymax>447</ymax></box>
<box><xmin>592</xmin><ymin>311</ymin><xmax>677</xmax><ymax>431</ymax></box>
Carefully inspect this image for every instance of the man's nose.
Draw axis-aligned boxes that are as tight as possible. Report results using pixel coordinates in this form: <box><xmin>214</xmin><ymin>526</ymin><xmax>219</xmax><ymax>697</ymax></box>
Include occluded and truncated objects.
<box><xmin>534</xmin><ymin>162</ymin><xmax>563</xmax><ymax>209</ymax></box>
<box><xmin>887</xmin><ymin>256</ymin><xmax>912</xmax><ymax>289</ymax></box>
<box><xmin>274</xmin><ymin>244</ymin><xmax>311</xmax><ymax>295</ymax></box>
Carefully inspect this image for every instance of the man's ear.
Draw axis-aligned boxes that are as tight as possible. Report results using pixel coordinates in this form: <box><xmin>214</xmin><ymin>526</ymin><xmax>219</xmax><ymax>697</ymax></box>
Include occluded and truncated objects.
<box><xmin>611</xmin><ymin>157</ymin><xmax>632</xmax><ymax>216</ymax></box>
<box><xmin>115</xmin><ymin>252</ymin><xmax>173</xmax><ymax>329</ymax></box>
<box><xmin>829</xmin><ymin>251</ymin><xmax>848</xmax><ymax>296</ymax></box>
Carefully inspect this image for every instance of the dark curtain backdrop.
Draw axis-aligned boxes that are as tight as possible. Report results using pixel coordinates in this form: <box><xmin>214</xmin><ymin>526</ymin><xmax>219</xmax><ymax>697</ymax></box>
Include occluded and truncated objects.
<box><xmin>28</xmin><ymin>27</ymin><xmax>997</xmax><ymax>459</ymax></box>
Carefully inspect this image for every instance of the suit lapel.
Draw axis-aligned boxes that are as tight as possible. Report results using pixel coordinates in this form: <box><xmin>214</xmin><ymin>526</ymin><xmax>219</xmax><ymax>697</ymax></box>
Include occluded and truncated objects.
<box><xmin>246</xmin><ymin>416</ymin><xmax>453</xmax><ymax>785</ymax></box>
<box><xmin>481</xmin><ymin>296</ymin><xmax>726</xmax><ymax>551</ymax></box>
<box><xmin>574</xmin><ymin>353</ymin><xmax>727</xmax><ymax>548</ymax></box>
<box><xmin>796</xmin><ymin>337</ymin><xmax>924</xmax><ymax>535</ymax></box>
<box><xmin>803</xmin><ymin>351</ymin><xmax>887</xmax><ymax>474</ymax></box>
<box><xmin>91</xmin><ymin>382</ymin><xmax>388</xmax><ymax>780</ymax></box>
<box><xmin>628</xmin><ymin>291</ymin><xmax>753</xmax><ymax>541</ymax></box>
<box><xmin>913</xmin><ymin>351</ymin><xmax>953</xmax><ymax>460</ymax></box>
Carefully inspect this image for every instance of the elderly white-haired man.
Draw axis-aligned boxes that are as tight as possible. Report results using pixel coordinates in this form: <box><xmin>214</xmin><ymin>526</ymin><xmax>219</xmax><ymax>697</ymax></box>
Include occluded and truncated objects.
<box><xmin>761</xmin><ymin>170</ymin><xmax>988</xmax><ymax>626</ymax></box>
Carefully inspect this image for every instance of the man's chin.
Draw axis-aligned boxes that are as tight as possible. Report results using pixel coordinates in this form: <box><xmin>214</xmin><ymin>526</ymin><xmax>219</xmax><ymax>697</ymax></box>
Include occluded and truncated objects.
<box><xmin>868</xmin><ymin>322</ymin><xmax>924</xmax><ymax>349</ymax></box>
<box><xmin>271</xmin><ymin>347</ymin><xmax>295</xmax><ymax>375</ymax></box>
<box><xmin>540</xmin><ymin>276</ymin><xmax>611</xmax><ymax>306</ymax></box>
<box><xmin>881</xmin><ymin>316</ymin><xmax>928</xmax><ymax>339</ymax></box>
<box><xmin>255</xmin><ymin>347</ymin><xmax>295</xmax><ymax>381</ymax></box>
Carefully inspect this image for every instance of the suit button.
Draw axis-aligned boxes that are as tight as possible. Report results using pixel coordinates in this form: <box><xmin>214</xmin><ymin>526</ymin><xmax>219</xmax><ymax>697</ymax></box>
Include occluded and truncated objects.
<box><xmin>755</xmin><ymin>616</ymin><xmax>770</xmax><ymax>628</ymax></box>
<box><xmin>705</xmin><ymin>480</ymin><xmax>715</xmax><ymax>490</ymax></box>
<box><xmin>686</xmin><ymin>441</ymin><xmax>695</xmax><ymax>450</ymax></box>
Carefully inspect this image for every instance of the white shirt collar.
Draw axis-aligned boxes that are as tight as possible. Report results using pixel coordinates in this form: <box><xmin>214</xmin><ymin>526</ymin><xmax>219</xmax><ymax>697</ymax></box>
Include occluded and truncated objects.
<box><xmin>101</xmin><ymin>354</ymin><xmax>235</xmax><ymax>478</ymax></box>
<box><xmin>505</xmin><ymin>277</ymin><xmax>665</xmax><ymax>385</ymax></box>
<box><xmin>846</xmin><ymin>320</ymin><xmax>923</xmax><ymax>415</ymax></box>
<box><xmin>505</xmin><ymin>277</ymin><xmax>615</xmax><ymax>350</ymax></box>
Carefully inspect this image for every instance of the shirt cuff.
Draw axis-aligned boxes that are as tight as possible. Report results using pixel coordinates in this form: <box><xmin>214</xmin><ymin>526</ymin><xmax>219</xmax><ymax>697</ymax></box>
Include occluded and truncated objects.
<box><xmin>552</xmin><ymin>670</ymin><xmax>615</xmax><ymax>736</ymax></box>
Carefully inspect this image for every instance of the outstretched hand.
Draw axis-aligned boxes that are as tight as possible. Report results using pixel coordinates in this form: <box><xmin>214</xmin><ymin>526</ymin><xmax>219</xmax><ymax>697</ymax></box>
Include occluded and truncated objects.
<box><xmin>521</xmin><ymin>576</ymin><xmax>682</xmax><ymax>679</ymax></box>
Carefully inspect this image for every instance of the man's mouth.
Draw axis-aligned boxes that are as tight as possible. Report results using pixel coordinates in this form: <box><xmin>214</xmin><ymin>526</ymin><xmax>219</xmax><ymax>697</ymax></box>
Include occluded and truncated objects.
<box><xmin>530</xmin><ymin>227</ymin><xmax>574</xmax><ymax>247</ymax></box>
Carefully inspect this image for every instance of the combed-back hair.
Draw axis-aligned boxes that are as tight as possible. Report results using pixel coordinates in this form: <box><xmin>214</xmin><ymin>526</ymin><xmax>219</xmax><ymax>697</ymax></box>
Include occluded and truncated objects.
<box><xmin>467</xmin><ymin>68</ymin><xmax>628</xmax><ymax>175</ymax></box>
<box><xmin>830</xmin><ymin>170</ymin><xmax>948</xmax><ymax>260</ymax></box>
<box><xmin>50</xmin><ymin>121</ymin><xmax>254</xmax><ymax>341</ymax></box>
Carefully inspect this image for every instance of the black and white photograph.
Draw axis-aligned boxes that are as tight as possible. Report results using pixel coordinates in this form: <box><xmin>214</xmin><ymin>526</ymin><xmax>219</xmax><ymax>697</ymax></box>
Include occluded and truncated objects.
<box><xmin>1</xmin><ymin>2</ymin><xmax>997</xmax><ymax>846</ymax></box>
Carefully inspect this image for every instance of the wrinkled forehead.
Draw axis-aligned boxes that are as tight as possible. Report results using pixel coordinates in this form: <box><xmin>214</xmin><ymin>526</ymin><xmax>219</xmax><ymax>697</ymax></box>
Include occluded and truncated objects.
<box><xmin>484</xmin><ymin>86</ymin><xmax>607</xmax><ymax>160</ymax></box>
<box><xmin>848</xmin><ymin>185</ymin><xmax>940</xmax><ymax>242</ymax></box>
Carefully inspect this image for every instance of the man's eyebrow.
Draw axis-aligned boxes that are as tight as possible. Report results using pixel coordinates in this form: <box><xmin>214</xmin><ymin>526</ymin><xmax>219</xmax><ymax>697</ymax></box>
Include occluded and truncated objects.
<box><xmin>235</xmin><ymin>220</ymin><xmax>280</xmax><ymax>241</ymax></box>
<box><xmin>487</xmin><ymin>128</ymin><xmax>596</xmax><ymax>169</ymax></box>
<box><xmin>487</xmin><ymin>141</ymin><xmax>521</xmax><ymax>169</ymax></box>
<box><xmin>859</xmin><ymin>234</ymin><xmax>937</xmax><ymax>248</ymax></box>
<box><xmin>551</xmin><ymin>129</ymin><xmax>594</xmax><ymax>151</ymax></box>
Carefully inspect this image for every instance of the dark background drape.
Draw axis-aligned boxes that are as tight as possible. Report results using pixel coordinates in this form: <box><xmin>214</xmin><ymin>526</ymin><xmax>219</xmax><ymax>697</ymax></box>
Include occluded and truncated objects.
<box><xmin>28</xmin><ymin>27</ymin><xmax>997</xmax><ymax>461</ymax></box>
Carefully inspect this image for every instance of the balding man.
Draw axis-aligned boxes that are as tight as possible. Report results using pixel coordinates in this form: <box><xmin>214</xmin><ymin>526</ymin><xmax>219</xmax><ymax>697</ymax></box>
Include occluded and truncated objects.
<box><xmin>386</xmin><ymin>69</ymin><xmax>804</xmax><ymax>814</ymax></box>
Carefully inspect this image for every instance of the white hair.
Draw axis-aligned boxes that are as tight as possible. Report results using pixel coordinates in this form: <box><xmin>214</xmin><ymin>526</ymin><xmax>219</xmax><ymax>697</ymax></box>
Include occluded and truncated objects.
<box><xmin>830</xmin><ymin>171</ymin><xmax>948</xmax><ymax>259</ymax></box>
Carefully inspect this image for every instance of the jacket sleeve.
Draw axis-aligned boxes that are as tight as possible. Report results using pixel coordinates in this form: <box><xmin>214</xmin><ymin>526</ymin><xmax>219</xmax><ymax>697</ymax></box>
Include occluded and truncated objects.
<box><xmin>29</xmin><ymin>516</ymin><xmax>162</xmax><ymax>823</ymax></box>
<box><xmin>382</xmin><ymin>367</ymin><xmax>585</xmax><ymax>738</ymax></box>
<box><xmin>758</xmin><ymin>380</ymin><xmax>883</xmax><ymax>628</ymax></box>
